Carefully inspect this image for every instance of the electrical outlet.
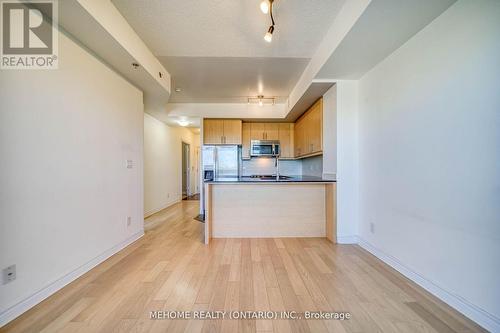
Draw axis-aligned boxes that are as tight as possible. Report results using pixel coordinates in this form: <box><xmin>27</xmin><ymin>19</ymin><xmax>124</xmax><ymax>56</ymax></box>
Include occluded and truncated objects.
<box><xmin>126</xmin><ymin>216</ymin><xmax>132</xmax><ymax>227</ymax></box>
<box><xmin>370</xmin><ymin>222</ymin><xmax>375</xmax><ymax>234</ymax></box>
<box><xmin>3</xmin><ymin>265</ymin><xmax>16</xmax><ymax>284</ymax></box>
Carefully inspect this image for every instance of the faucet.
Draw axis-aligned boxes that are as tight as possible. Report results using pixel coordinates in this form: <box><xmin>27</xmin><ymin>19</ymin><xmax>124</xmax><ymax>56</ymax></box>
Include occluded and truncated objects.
<box><xmin>275</xmin><ymin>156</ymin><xmax>280</xmax><ymax>180</ymax></box>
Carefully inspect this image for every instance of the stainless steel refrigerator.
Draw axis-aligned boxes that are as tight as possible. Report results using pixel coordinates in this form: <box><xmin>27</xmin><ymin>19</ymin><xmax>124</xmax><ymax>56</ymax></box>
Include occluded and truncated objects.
<box><xmin>200</xmin><ymin>145</ymin><xmax>240</xmax><ymax>216</ymax></box>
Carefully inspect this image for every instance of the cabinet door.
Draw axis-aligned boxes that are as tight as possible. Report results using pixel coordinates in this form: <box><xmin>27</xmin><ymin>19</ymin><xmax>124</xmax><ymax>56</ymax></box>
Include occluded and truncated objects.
<box><xmin>222</xmin><ymin>120</ymin><xmax>242</xmax><ymax>144</ymax></box>
<box><xmin>203</xmin><ymin>119</ymin><xmax>224</xmax><ymax>144</ymax></box>
<box><xmin>308</xmin><ymin>99</ymin><xmax>323</xmax><ymax>153</ymax></box>
<box><xmin>242</xmin><ymin>123</ymin><xmax>251</xmax><ymax>159</ymax></box>
<box><xmin>250</xmin><ymin>123</ymin><xmax>266</xmax><ymax>140</ymax></box>
<box><xmin>265</xmin><ymin>123</ymin><xmax>279</xmax><ymax>140</ymax></box>
<box><xmin>294</xmin><ymin>119</ymin><xmax>304</xmax><ymax>157</ymax></box>
<box><xmin>278</xmin><ymin>123</ymin><xmax>294</xmax><ymax>158</ymax></box>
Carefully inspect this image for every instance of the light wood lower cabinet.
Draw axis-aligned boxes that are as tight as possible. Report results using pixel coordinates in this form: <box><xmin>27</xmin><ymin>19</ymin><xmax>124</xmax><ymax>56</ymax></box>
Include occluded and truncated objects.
<box><xmin>203</xmin><ymin>119</ymin><xmax>242</xmax><ymax>145</ymax></box>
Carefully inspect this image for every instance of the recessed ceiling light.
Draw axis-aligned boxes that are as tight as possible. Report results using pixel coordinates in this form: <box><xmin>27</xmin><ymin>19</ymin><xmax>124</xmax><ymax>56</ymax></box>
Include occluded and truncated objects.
<box><xmin>175</xmin><ymin>88</ymin><xmax>182</xmax><ymax>92</ymax></box>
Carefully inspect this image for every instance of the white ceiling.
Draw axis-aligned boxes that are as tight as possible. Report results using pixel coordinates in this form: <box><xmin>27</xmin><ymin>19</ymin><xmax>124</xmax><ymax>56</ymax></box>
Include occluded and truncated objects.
<box><xmin>316</xmin><ymin>0</ymin><xmax>456</xmax><ymax>79</ymax></box>
<box><xmin>112</xmin><ymin>0</ymin><xmax>345</xmax><ymax>104</ymax></box>
<box><xmin>160</xmin><ymin>56</ymin><xmax>309</xmax><ymax>103</ymax></box>
<box><xmin>112</xmin><ymin>0</ymin><xmax>346</xmax><ymax>58</ymax></box>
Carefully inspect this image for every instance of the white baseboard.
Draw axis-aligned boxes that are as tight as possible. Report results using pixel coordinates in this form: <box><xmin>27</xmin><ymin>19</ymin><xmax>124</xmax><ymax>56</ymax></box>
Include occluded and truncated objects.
<box><xmin>144</xmin><ymin>198</ymin><xmax>181</xmax><ymax>218</ymax></box>
<box><xmin>336</xmin><ymin>235</ymin><xmax>359</xmax><ymax>244</ymax></box>
<box><xmin>357</xmin><ymin>237</ymin><xmax>500</xmax><ymax>333</ymax></box>
<box><xmin>0</xmin><ymin>231</ymin><xmax>144</xmax><ymax>328</ymax></box>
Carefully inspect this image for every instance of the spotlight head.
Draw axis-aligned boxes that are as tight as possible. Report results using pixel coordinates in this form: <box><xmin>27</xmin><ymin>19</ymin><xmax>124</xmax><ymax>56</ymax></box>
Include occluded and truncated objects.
<box><xmin>264</xmin><ymin>25</ymin><xmax>274</xmax><ymax>43</ymax></box>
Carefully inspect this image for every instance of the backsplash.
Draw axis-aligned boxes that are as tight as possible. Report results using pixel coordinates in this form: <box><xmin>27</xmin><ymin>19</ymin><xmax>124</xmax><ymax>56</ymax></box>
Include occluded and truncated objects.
<box><xmin>302</xmin><ymin>155</ymin><xmax>323</xmax><ymax>177</ymax></box>
<box><xmin>242</xmin><ymin>158</ymin><xmax>302</xmax><ymax>176</ymax></box>
<box><xmin>241</xmin><ymin>155</ymin><xmax>323</xmax><ymax>177</ymax></box>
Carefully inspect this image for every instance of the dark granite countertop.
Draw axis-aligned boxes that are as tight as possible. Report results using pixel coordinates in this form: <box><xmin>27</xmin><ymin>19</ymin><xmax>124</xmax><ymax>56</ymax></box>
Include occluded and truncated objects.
<box><xmin>205</xmin><ymin>175</ymin><xmax>336</xmax><ymax>183</ymax></box>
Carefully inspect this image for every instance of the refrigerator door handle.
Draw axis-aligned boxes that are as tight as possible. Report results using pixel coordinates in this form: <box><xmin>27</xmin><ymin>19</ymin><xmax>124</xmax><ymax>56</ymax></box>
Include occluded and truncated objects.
<box><xmin>214</xmin><ymin>147</ymin><xmax>218</xmax><ymax>179</ymax></box>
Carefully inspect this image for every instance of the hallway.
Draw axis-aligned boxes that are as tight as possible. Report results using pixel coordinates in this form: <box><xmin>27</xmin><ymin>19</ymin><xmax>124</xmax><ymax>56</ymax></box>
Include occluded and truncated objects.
<box><xmin>1</xmin><ymin>201</ymin><xmax>484</xmax><ymax>333</ymax></box>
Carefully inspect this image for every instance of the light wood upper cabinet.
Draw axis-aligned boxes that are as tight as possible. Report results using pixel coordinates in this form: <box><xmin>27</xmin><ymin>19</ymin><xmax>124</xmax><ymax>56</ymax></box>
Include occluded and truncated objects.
<box><xmin>279</xmin><ymin>123</ymin><xmax>294</xmax><ymax>159</ymax></box>
<box><xmin>223</xmin><ymin>120</ymin><xmax>242</xmax><ymax>144</ymax></box>
<box><xmin>294</xmin><ymin>98</ymin><xmax>323</xmax><ymax>158</ymax></box>
<box><xmin>242</xmin><ymin>123</ymin><xmax>251</xmax><ymax>158</ymax></box>
<box><xmin>203</xmin><ymin>119</ymin><xmax>242</xmax><ymax>144</ymax></box>
<box><xmin>242</xmin><ymin>122</ymin><xmax>294</xmax><ymax>159</ymax></box>
<box><xmin>250</xmin><ymin>123</ymin><xmax>266</xmax><ymax>140</ymax></box>
<box><xmin>308</xmin><ymin>99</ymin><xmax>322</xmax><ymax>153</ymax></box>
<box><xmin>294</xmin><ymin>119</ymin><xmax>304</xmax><ymax>157</ymax></box>
<box><xmin>203</xmin><ymin>119</ymin><xmax>224</xmax><ymax>144</ymax></box>
<box><xmin>249</xmin><ymin>123</ymin><xmax>279</xmax><ymax>141</ymax></box>
<box><xmin>264</xmin><ymin>123</ymin><xmax>279</xmax><ymax>140</ymax></box>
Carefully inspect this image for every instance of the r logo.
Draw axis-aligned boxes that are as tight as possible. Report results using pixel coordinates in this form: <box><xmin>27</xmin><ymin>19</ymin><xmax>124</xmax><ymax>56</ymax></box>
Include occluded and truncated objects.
<box><xmin>2</xmin><ymin>1</ymin><xmax>53</xmax><ymax>54</ymax></box>
<box><xmin>1</xmin><ymin>0</ymin><xmax>57</xmax><ymax>69</ymax></box>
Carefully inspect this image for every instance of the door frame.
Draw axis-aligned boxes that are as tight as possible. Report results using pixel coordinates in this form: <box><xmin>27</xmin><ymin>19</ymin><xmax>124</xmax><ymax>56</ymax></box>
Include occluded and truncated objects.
<box><xmin>181</xmin><ymin>141</ymin><xmax>190</xmax><ymax>198</ymax></box>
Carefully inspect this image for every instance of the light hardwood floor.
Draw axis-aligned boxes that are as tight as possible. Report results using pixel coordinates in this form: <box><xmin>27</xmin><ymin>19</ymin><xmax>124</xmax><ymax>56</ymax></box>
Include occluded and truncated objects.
<box><xmin>1</xmin><ymin>201</ymin><xmax>486</xmax><ymax>333</ymax></box>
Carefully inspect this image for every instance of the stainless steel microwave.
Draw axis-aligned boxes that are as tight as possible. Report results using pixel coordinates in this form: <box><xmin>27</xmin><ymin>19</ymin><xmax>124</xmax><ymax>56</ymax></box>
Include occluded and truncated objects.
<box><xmin>250</xmin><ymin>140</ymin><xmax>280</xmax><ymax>157</ymax></box>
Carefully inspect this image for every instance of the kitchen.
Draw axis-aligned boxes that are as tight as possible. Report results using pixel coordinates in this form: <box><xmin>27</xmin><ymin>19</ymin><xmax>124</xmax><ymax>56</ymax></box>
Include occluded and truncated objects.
<box><xmin>200</xmin><ymin>97</ymin><xmax>336</xmax><ymax>245</ymax></box>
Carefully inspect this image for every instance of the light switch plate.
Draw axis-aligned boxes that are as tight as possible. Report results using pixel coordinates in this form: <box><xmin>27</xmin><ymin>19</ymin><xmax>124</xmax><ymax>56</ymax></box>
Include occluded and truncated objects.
<box><xmin>126</xmin><ymin>160</ymin><xmax>133</xmax><ymax>169</ymax></box>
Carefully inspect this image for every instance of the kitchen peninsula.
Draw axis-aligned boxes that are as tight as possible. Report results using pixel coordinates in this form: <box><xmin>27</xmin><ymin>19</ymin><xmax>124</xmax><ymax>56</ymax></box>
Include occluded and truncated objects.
<box><xmin>202</xmin><ymin>97</ymin><xmax>336</xmax><ymax>244</ymax></box>
<box><xmin>204</xmin><ymin>176</ymin><xmax>336</xmax><ymax>244</ymax></box>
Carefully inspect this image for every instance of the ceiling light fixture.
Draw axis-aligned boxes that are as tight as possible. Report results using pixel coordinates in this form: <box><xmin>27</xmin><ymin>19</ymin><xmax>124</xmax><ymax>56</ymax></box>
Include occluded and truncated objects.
<box><xmin>178</xmin><ymin>120</ymin><xmax>190</xmax><ymax>127</ymax></box>
<box><xmin>175</xmin><ymin>87</ymin><xmax>182</xmax><ymax>92</ymax></box>
<box><xmin>260</xmin><ymin>1</ymin><xmax>269</xmax><ymax>14</ymax></box>
<box><xmin>248</xmin><ymin>95</ymin><xmax>275</xmax><ymax>106</ymax></box>
<box><xmin>262</xmin><ymin>0</ymin><xmax>276</xmax><ymax>43</ymax></box>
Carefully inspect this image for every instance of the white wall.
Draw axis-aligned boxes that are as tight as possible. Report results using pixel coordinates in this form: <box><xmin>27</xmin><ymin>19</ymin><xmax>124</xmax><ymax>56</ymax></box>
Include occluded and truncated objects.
<box><xmin>357</xmin><ymin>0</ymin><xmax>500</xmax><ymax>330</ymax></box>
<box><xmin>322</xmin><ymin>85</ymin><xmax>337</xmax><ymax>177</ymax></box>
<box><xmin>336</xmin><ymin>81</ymin><xmax>359</xmax><ymax>242</ymax></box>
<box><xmin>143</xmin><ymin>114</ymin><xmax>200</xmax><ymax>217</ymax></box>
<box><xmin>0</xmin><ymin>31</ymin><xmax>144</xmax><ymax>325</ymax></box>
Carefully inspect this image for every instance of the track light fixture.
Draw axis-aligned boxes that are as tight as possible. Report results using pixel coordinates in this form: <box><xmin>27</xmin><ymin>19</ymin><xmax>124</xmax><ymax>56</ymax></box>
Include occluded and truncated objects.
<box><xmin>248</xmin><ymin>95</ymin><xmax>275</xmax><ymax>106</ymax></box>
<box><xmin>261</xmin><ymin>0</ymin><xmax>276</xmax><ymax>43</ymax></box>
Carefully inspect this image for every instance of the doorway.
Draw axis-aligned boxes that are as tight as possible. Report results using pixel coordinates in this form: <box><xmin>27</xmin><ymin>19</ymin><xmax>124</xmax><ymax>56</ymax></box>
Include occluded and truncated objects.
<box><xmin>182</xmin><ymin>142</ymin><xmax>190</xmax><ymax>200</ymax></box>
